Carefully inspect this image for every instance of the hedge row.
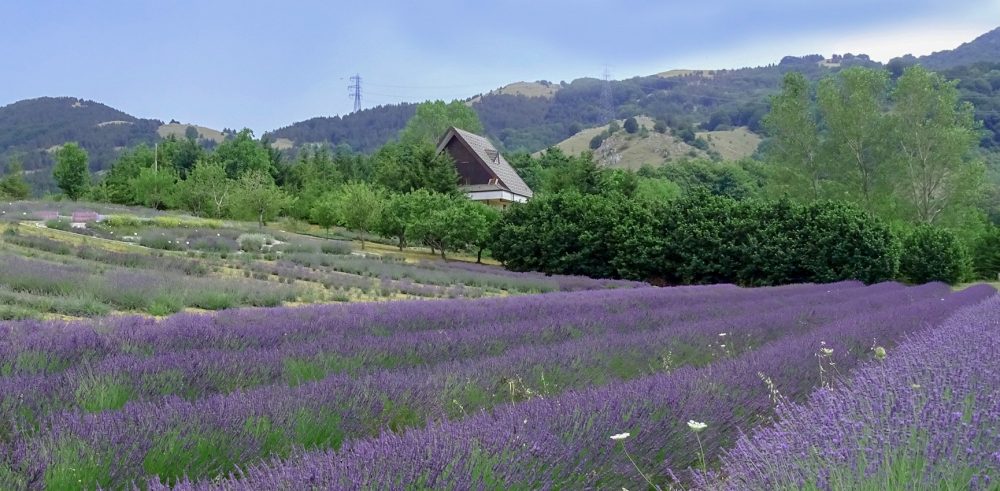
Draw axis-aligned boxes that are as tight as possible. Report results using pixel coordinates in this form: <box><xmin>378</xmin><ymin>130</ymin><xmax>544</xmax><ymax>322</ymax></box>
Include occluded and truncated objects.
<box><xmin>492</xmin><ymin>193</ymin><xmax>968</xmax><ymax>286</ymax></box>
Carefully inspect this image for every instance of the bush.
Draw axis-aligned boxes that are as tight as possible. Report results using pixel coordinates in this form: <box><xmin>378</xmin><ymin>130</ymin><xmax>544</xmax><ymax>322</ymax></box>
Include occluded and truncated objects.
<box><xmin>321</xmin><ymin>241</ymin><xmax>353</xmax><ymax>255</ymax></box>
<box><xmin>149</xmin><ymin>216</ymin><xmax>184</xmax><ymax>229</ymax></box>
<box><xmin>972</xmin><ymin>226</ymin><xmax>1000</xmax><ymax>280</ymax></box>
<box><xmin>899</xmin><ymin>225</ymin><xmax>970</xmax><ymax>284</ymax></box>
<box><xmin>139</xmin><ymin>234</ymin><xmax>184</xmax><ymax>251</ymax></box>
<box><xmin>238</xmin><ymin>234</ymin><xmax>269</xmax><ymax>253</ymax></box>
<box><xmin>103</xmin><ymin>215</ymin><xmax>143</xmax><ymax>227</ymax></box>
<box><xmin>44</xmin><ymin>219</ymin><xmax>72</xmax><ymax>231</ymax></box>
<box><xmin>624</xmin><ymin>117</ymin><xmax>639</xmax><ymax>134</ymax></box>
<box><xmin>190</xmin><ymin>236</ymin><xmax>238</xmax><ymax>253</ymax></box>
<box><xmin>494</xmin><ymin>193</ymin><xmax>901</xmax><ymax>286</ymax></box>
<box><xmin>492</xmin><ymin>192</ymin><xmax>637</xmax><ymax>279</ymax></box>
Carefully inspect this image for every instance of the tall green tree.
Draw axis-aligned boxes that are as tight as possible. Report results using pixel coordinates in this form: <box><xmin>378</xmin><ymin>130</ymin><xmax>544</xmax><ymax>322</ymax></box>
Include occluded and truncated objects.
<box><xmin>230</xmin><ymin>170</ymin><xmax>292</xmax><ymax>227</ymax></box>
<box><xmin>890</xmin><ymin>65</ymin><xmax>984</xmax><ymax>225</ymax></box>
<box><xmin>470</xmin><ymin>202</ymin><xmax>501</xmax><ymax>263</ymax></box>
<box><xmin>0</xmin><ymin>159</ymin><xmax>31</xmax><ymax>200</ymax></box>
<box><xmin>816</xmin><ymin>67</ymin><xmax>892</xmax><ymax>211</ymax></box>
<box><xmin>372</xmin><ymin>141</ymin><xmax>459</xmax><ymax>194</ymax></box>
<box><xmin>409</xmin><ymin>194</ymin><xmax>482</xmax><ymax>260</ymax></box>
<box><xmin>332</xmin><ymin>181</ymin><xmax>384</xmax><ymax>249</ymax></box>
<box><xmin>374</xmin><ymin>189</ymin><xmax>440</xmax><ymax>251</ymax></box>
<box><xmin>101</xmin><ymin>144</ymin><xmax>156</xmax><ymax>204</ymax></box>
<box><xmin>53</xmin><ymin>142</ymin><xmax>90</xmax><ymax>200</ymax></box>
<box><xmin>309</xmin><ymin>192</ymin><xmax>341</xmax><ymax>234</ymax></box>
<box><xmin>399</xmin><ymin>100</ymin><xmax>484</xmax><ymax>146</ymax></box>
<box><xmin>130</xmin><ymin>167</ymin><xmax>177</xmax><ymax>210</ymax></box>
<box><xmin>176</xmin><ymin>159</ymin><xmax>232</xmax><ymax>217</ymax></box>
<box><xmin>764</xmin><ymin>72</ymin><xmax>825</xmax><ymax>200</ymax></box>
<box><xmin>212</xmin><ymin>129</ymin><xmax>274</xmax><ymax>179</ymax></box>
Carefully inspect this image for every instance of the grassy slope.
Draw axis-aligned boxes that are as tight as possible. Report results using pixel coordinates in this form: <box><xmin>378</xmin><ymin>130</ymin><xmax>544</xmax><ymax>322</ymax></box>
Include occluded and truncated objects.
<box><xmin>157</xmin><ymin>123</ymin><xmax>226</xmax><ymax>143</ymax></box>
<box><xmin>548</xmin><ymin>115</ymin><xmax>761</xmax><ymax>168</ymax></box>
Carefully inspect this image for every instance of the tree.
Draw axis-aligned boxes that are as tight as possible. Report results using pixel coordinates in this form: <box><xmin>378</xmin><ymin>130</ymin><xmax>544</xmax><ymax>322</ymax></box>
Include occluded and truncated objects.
<box><xmin>212</xmin><ymin>129</ymin><xmax>274</xmax><ymax>179</ymax></box>
<box><xmin>100</xmin><ymin>144</ymin><xmax>155</xmax><ymax>204</ymax></box>
<box><xmin>899</xmin><ymin>225</ymin><xmax>970</xmax><ymax>284</ymax></box>
<box><xmin>130</xmin><ymin>167</ymin><xmax>177</xmax><ymax>210</ymax></box>
<box><xmin>332</xmin><ymin>182</ymin><xmax>384</xmax><ymax>249</ymax></box>
<box><xmin>890</xmin><ymin>65</ymin><xmax>984</xmax><ymax>225</ymax></box>
<box><xmin>309</xmin><ymin>192</ymin><xmax>341</xmax><ymax>234</ymax></box>
<box><xmin>184</xmin><ymin>125</ymin><xmax>200</xmax><ymax>141</ymax></box>
<box><xmin>764</xmin><ymin>72</ymin><xmax>826</xmax><ymax>201</ymax></box>
<box><xmin>176</xmin><ymin>159</ymin><xmax>232</xmax><ymax>217</ymax></box>
<box><xmin>653</xmin><ymin>119</ymin><xmax>668</xmax><ymax>134</ymax></box>
<box><xmin>0</xmin><ymin>159</ymin><xmax>31</xmax><ymax>199</ymax></box>
<box><xmin>374</xmin><ymin>189</ymin><xmax>439</xmax><ymax>250</ymax></box>
<box><xmin>230</xmin><ymin>170</ymin><xmax>292</xmax><ymax>227</ymax></box>
<box><xmin>624</xmin><ymin>117</ymin><xmax>639</xmax><ymax>134</ymax></box>
<box><xmin>409</xmin><ymin>194</ymin><xmax>481</xmax><ymax>260</ymax></box>
<box><xmin>816</xmin><ymin>67</ymin><xmax>892</xmax><ymax>211</ymax></box>
<box><xmin>53</xmin><ymin>143</ymin><xmax>90</xmax><ymax>200</ymax></box>
<box><xmin>399</xmin><ymin>100</ymin><xmax>484</xmax><ymax>146</ymax></box>
<box><xmin>470</xmin><ymin>203</ymin><xmax>501</xmax><ymax>263</ymax></box>
<box><xmin>372</xmin><ymin>141</ymin><xmax>459</xmax><ymax>194</ymax></box>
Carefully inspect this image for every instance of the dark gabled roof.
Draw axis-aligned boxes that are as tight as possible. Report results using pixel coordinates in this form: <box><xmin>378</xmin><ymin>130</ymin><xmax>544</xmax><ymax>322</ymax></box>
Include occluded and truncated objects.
<box><xmin>437</xmin><ymin>127</ymin><xmax>533</xmax><ymax>198</ymax></box>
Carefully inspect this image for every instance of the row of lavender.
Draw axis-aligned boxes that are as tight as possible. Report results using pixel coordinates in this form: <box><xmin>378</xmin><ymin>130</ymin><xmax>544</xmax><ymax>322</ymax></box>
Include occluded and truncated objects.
<box><xmin>702</xmin><ymin>294</ymin><xmax>1000</xmax><ymax>490</ymax></box>
<box><xmin>0</xmin><ymin>281</ymin><xmax>992</xmax><ymax>489</ymax></box>
<box><xmin>0</xmin><ymin>282</ymin><xmax>901</xmax><ymax>428</ymax></box>
<box><xmin>142</xmin><ymin>283</ymin><xmax>995</xmax><ymax>490</ymax></box>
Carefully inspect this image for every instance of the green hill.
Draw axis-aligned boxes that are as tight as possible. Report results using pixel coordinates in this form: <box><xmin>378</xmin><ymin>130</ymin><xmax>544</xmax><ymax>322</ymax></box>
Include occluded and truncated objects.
<box><xmin>0</xmin><ymin>97</ymin><xmax>163</xmax><ymax>191</ymax></box>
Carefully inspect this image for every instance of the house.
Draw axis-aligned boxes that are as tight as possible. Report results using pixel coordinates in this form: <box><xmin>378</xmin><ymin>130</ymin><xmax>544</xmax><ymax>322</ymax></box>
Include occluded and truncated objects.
<box><xmin>437</xmin><ymin>127</ymin><xmax>533</xmax><ymax>208</ymax></box>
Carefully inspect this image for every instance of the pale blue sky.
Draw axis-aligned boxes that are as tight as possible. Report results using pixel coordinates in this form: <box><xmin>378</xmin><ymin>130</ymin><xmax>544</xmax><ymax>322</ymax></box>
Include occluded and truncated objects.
<box><xmin>1</xmin><ymin>0</ymin><xmax>997</xmax><ymax>133</ymax></box>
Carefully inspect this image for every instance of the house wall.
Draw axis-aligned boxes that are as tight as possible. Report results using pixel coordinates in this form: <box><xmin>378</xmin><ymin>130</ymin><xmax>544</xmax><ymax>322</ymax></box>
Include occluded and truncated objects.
<box><xmin>444</xmin><ymin>138</ymin><xmax>495</xmax><ymax>185</ymax></box>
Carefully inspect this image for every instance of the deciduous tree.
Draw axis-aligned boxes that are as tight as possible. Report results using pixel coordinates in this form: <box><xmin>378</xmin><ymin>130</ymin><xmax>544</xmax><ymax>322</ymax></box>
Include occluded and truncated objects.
<box><xmin>53</xmin><ymin>142</ymin><xmax>90</xmax><ymax>200</ymax></box>
<box><xmin>231</xmin><ymin>170</ymin><xmax>292</xmax><ymax>228</ymax></box>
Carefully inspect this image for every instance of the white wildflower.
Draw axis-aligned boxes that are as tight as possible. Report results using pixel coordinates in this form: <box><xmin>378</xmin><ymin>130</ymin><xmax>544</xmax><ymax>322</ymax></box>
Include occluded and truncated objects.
<box><xmin>687</xmin><ymin>420</ymin><xmax>707</xmax><ymax>432</ymax></box>
<box><xmin>610</xmin><ymin>432</ymin><xmax>630</xmax><ymax>441</ymax></box>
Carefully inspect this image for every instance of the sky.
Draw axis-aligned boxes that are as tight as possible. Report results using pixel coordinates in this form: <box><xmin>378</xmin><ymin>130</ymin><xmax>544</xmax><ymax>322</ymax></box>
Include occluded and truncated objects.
<box><xmin>1</xmin><ymin>0</ymin><xmax>998</xmax><ymax>134</ymax></box>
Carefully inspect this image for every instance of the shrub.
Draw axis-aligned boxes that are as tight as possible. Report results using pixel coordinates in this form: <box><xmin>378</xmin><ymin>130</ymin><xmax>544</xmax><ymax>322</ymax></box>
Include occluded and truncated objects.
<box><xmin>624</xmin><ymin>117</ymin><xmax>639</xmax><ymax>134</ymax></box>
<box><xmin>103</xmin><ymin>215</ymin><xmax>143</xmax><ymax>227</ymax></box>
<box><xmin>494</xmin><ymin>193</ymin><xmax>900</xmax><ymax>286</ymax></box>
<box><xmin>275</xmin><ymin>242</ymin><xmax>318</xmax><ymax>254</ymax></box>
<box><xmin>44</xmin><ymin>219</ymin><xmax>72</xmax><ymax>231</ymax></box>
<box><xmin>972</xmin><ymin>225</ymin><xmax>1000</xmax><ymax>280</ymax></box>
<box><xmin>150</xmin><ymin>216</ymin><xmax>184</xmax><ymax>229</ymax></box>
<box><xmin>321</xmin><ymin>241</ymin><xmax>353</xmax><ymax>255</ymax></box>
<box><xmin>139</xmin><ymin>234</ymin><xmax>184</xmax><ymax>251</ymax></box>
<box><xmin>238</xmin><ymin>234</ymin><xmax>269</xmax><ymax>253</ymax></box>
<box><xmin>190</xmin><ymin>236</ymin><xmax>238</xmax><ymax>253</ymax></box>
<box><xmin>899</xmin><ymin>225</ymin><xmax>970</xmax><ymax>284</ymax></box>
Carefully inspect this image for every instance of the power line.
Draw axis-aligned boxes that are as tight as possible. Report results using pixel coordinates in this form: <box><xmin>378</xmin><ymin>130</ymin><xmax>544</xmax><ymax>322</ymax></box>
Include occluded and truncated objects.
<box><xmin>348</xmin><ymin>74</ymin><xmax>362</xmax><ymax>113</ymax></box>
<box><xmin>366</xmin><ymin>82</ymin><xmax>491</xmax><ymax>90</ymax></box>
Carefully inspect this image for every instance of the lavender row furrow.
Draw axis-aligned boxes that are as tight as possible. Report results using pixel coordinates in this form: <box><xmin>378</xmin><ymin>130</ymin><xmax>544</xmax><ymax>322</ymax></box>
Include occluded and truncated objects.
<box><xmin>149</xmin><ymin>284</ymin><xmax>995</xmax><ymax>490</ymax></box>
<box><xmin>0</xmin><ymin>281</ymin><xmax>869</xmax><ymax>377</ymax></box>
<box><xmin>0</xmin><ymin>283</ymin><xmax>973</xmax><ymax>488</ymax></box>
<box><xmin>703</xmin><ymin>295</ymin><xmax>1000</xmax><ymax>490</ymax></box>
<box><xmin>0</xmin><ymin>281</ymin><xmax>914</xmax><ymax>423</ymax></box>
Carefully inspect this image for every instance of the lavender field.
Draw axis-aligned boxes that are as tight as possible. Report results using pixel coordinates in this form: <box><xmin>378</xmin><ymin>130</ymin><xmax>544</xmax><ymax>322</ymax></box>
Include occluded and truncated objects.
<box><xmin>0</xmin><ymin>280</ymin><xmax>995</xmax><ymax>489</ymax></box>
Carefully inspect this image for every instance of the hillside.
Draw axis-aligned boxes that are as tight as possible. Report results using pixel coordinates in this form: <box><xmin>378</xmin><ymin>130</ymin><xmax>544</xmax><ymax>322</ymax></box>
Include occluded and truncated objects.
<box><xmin>0</xmin><ymin>97</ymin><xmax>162</xmax><ymax>190</ymax></box>
<box><xmin>548</xmin><ymin>116</ymin><xmax>761</xmax><ymax>169</ymax></box>
<box><xmin>157</xmin><ymin>122</ymin><xmax>228</xmax><ymax>144</ymax></box>
<box><xmin>900</xmin><ymin>26</ymin><xmax>1000</xmax><ymax>70</ymax></box>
